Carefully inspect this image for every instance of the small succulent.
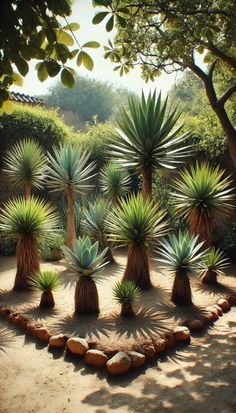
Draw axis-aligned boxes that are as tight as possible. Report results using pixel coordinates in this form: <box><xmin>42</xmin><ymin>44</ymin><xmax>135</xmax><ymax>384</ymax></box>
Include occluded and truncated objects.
<box><xmin>113</xmin><ymin>280</ymin><xmax>141</xmax><ymax>317</ymax></box>
<box><xmin>199</xmin><ymin>247</ymin><xmax>229</xmax><ymax>284</ymax></box>
<box><xmin>99</xmin><ymin>161</ymin><xmax>131</xmax><ymax>203</ymax></box>
<box><xmin>29</xmin><ymin>270</ymin><xmax>61</xmax><ymax>308</ymax></box>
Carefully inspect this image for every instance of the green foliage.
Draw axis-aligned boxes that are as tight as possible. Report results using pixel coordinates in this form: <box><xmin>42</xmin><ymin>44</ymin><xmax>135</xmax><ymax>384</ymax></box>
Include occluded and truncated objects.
<box><xmin>107</xmin><ymin>192</ymin><xmax>168</xmax><ymax>248</ymax></box>
<box><xmin>82</xmin><ymin>197</ymin><xmax>111</xmax><ymax>246</ymax></box>
<box><xmin>0</xmin><ymin>236</ymin><xmax>16</xmax><ymax>256</ymax></box>
<box><xmin>39</xmin><ymin>232</ymin><xmax>65</xmax><ymax>261</ymax></box>
<box><xmin>99</xmin><ymin>162</ymin><xmax>131</xmax><ymax>201</ymax></box>
<box><xmin>214</xmin><ymin>223</ymin><xmax>236</xmax><ymax>262</ymax></box>
<box><xmin>62</xmin><ymin>235</ymin><xmax>108</xmax><ymax>278</ymax></box>
<box><xmin>113</xmin><ymin>281</ymin><xmax>141</xmax><ymax>304</ymax></box>
<box><xmin>29</xmin><ymin>270</ymin><xmax>61</xmax><ymax>292</ymax></box>
<box><xmin>59</xmin><ymin>198</ymin><xmax>82</xmax><ymax>236</ymax></box>
<box><xmin>199</xmin><ymin>247</ymin><xmax>229</xmax><ymax>277</ymax></box>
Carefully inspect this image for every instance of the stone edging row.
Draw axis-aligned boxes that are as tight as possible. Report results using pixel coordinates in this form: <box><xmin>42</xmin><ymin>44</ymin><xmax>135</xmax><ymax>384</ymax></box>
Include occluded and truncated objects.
<box><xmin>0</xmin><ymin>296</ymin><xmax>235</xmax><ymax>375</ymax></box>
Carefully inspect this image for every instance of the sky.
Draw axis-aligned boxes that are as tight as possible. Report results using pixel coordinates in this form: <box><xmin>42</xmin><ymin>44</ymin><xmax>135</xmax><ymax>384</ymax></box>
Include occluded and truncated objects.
<box><xmin>11</xmin><ymin>0</ymin><xmax>180</xmax><ymax>97</ymax></box>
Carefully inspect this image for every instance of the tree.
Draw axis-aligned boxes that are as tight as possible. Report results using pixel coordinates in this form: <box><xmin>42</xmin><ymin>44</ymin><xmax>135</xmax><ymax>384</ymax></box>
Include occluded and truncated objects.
<box><xmin>199</xmin><ymin>247</ymin><xmax>229</xmax><ymax>285</ymax></box>
<box><xmin>92</xmin><ymin>0</ymin><xmax>236</xmax><ymax>166</ymax></box>
<box><xmin>29</xmin><ymin>270</ymin><xmax>61</xmax><ymax>308</ymax></box>
<box><xmin>113</xmin><ymin>281</ymin><xmax>141</xmax><ymax>317</ymax></box>
<box><xmin>99</xmin><ymin>162</ymin><xmax>131</xmax><ymax>205</ymax></box>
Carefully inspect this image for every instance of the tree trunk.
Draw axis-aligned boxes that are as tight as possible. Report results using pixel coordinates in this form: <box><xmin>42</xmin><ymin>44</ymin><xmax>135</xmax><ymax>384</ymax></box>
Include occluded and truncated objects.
<box><xmin>171</xmin><ymin>270</ymin><xmax>192</xmax><ymax>305</ymax></box>
<box><xmin>66</xmin><ymin>185</ymin><xmax>75</xmax><ymax>248</ymax></box>
<box><xmin>123</xmin><ymin>245</ymin><xmax>151</xmax><ymax>290</ymax></box>
<box><xmin>189</xmin><ymin>214</ymin><xmax>214</xmax><ymax>247</ymax></box>
<box><xmin>105</xmin><ymin>247</ymin><xmax>116</xmax><ymax>264</ymax></box>
<box><xmin>142</xmin><ymin>169</ymin><xmax>152</xmax><ymax>200</ymax></box>
<box><xmin>202</xmin><ymin>269</ymin><xmax>218</xmax><ymax>285</ymax></box>
<box><xmin>24</xmin><ymin>183</ymin><xmax>31</xmax><ymax>199</ymax></box>
<box><xmin>14</xmin><ymin>236</ymin><xmax>40</xmax><ymax>290</ymax></box>
<box><xmin>121</xmin><ymin>302</ymin><xmax>135</xmax><ymax>317</ymax></box>
<box><xmin>74</xmin><ymin>277</ymin><xmax>99</xmax><ymax>315</ymax></box>
<box><xmin>39</xmin><ymin>291</ymin><xmax>55</xmax><ymax>308</ymax></box>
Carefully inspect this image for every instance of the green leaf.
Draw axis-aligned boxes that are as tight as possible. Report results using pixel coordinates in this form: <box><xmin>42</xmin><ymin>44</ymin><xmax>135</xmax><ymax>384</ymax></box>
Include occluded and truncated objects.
<box><xmin>196</xmin><ymin>45</ymin><xmax>204</xmax><ymax>54</ymax></box>
<box><xmin>2</xmin><ymin>100</ymin><xmax>14</xmax><ymax>115</ymax></box>
<box><xmin>63</xmin><ymin>22</ymin><xmax>80</xmax><ymax>31</ymax></box>
<box><xmin>61</xmin><ymin>68</ymin><xmax>75</xmax><ymax>88</ymax></box>
<box><xmin>37</xmin><ymin>62</ymin><xmax>48</xmax><ymax>82</ymax></box>
<box><xmin>77</xmin><ymin>51</ymin><xmax>94</xmax><ymax>71</ymax></box>
<box><xmin>70</xmin><ymin>48</ymin><xmax>79</xmax><ymax>59</ymax></box>
<box><xmin>15</xmin><ymin>58</ymin><xmax>29</xmax><ymax>76</ymax></box>
<box><xmin>93</xmin><ymin>0</ymin><xmax>112</xmax><ymax>5</ymax></box>
<box><xmin>76</xmin><ymin>52</ymin><xmax>83</xmax><ymax>66</ymax></box>
<box><xmin>46</xmin><ymin>60</ymin><xmax>61</xmax><ymax>77</ymax></box>
<box><xmin>92</xmin><ymin>12</ymin><xmax>109</xmax><ymax>24</ymax></box>
<box><xmin>82</xmin><ymin>41</ymin><xmax>100</xmax><ymax>48</ymax></box>
<box><xmin>116</xmin><ymin>15</ymin><xmax>126</xmax><ymax>28</ymax></box>
<box><xmin>106</xmin><ymin>15</ymin><xmax>114</xmax><ymax>32</ymax></box>
<box><xmin>12</xmin><ymin>72</ymin><xmax>23</xmax><ymax>87</ymax></box>
<box><xmin>57</xmin><ymin>30</ymin><xmax>74</xmax><ymax>46</ymax></box>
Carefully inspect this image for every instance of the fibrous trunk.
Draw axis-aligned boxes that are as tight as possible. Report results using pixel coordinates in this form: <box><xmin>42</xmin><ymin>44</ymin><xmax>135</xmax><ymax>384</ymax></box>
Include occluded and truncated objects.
<box><xmin>67</xmin><ymin>185</ymin><xmax>75</xmax><ymax>248</ymax></box>
<box><xmin>39</xmin><ymin>291</ymin><xmax>55</xmax><ymax>307</ymax></box>
<box><xmin>105</xmin><ymin>247</ymin><xmax>116</xmax><ymax>264</ymax></box>
<box><xmin>171</xmin><ymin>270</ymin><xmax>192</xmax><ymax>305</ymax></box>
<box><xmin>74</xmin><ymin>277</ymin><xmax>99</xmax><ymax>315</ymax></box>
<box><xmin>24</xmin><ymin>182</ymin><xmax>31</xmax><ymax>199</ymax></box>
<box><xmin>189</xmin><ymin>214</ymin><xmax>214</xmax><ymax>247</ymax></box>
<box><xmin>202</xmin><ymin>269</ymin><xmax>218</xmax><ymax>284</ymax></box>
<box><xmin>121</xmin><ymin>302</ymin><xmax>135</xmax><ymax>317</ymax></box>
<box><xmin>142</xmin><ymin>168</ymin><xmax>152</xmax><ymax>200</ymax></box>
<box><xmin>123</xmin><ymin>245</ymin><xmax>151</xmax><ymax>290</ymax></box>
<box><xmin>14</xmin><ymin>236</ymin><xmax>40</xmax><ymax>290</ymax></box>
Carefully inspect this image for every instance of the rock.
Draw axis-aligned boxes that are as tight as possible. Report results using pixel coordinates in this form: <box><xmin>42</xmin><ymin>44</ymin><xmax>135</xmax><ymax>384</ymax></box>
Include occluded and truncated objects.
<box><xmin>107</xmin><ymin>352</ymin><xmax>131</xmax><ymax>375</ymax></box>
<box><xmin>34</xmin><ymin>327</ymin><xmax>51</xmax><ymax>342</ymax></box>
<box><xmin>104</xmin><ymin>348</ymin><xmax>120</xmax><ymax>358</ymax></box>
<box><xmin>228</xmin><ymin>296</ymin><xmax>236</xmax><ymax>306</ymax></box>
<box><xmin>212</xmin><ymin>304</ymin><xmax>223</xmax><ymax>316</ymax></box>
<box><xmin>87</xmin><ymin>339</ymin><xmax>98</xmax><ymax>349</ymax></box>
<box><xmin>164</xmin><ymin>332</ymin><xmax>176</xmax><ymax>348</ymax></box>
<box><xmin>49</xmin><ymin>334</ymin><xmax>68</xmax><ymax>348</ymax></box>
<box><xmin>17</xmin><ymin>315</ymin><xmax>28</xmax><ymax>328</ymax></box>
<box><xmin>0</xmin><ymin>307</ymin><xmax>11</xmax><ymax>316</ymax></box>
<box><xmin>85</xmin><ymin>350</ymin><xmax>108</xmax><ymax>367</ymax></box>
<box><xmin>173</xmin><ymin>326</ymin><xmax>191</xmax><ymax>342</ymax></box>
<box><xmin>206</xmin><ymin>306</ymin><xmax>219</xmax><ymax>321</ymax></box>
<box><xmin>188</xmin><ymin>319</ymin><xmax>204</xmax><ymax>331</ymax></box>
<box><xmin>154</xmin><ymin>339</ymin><xmax>166</xmax><ymax>353</ymax></box>
<box><xmin>67</xmin><ymin>337</ymin><xmax>89</xmax><ymax>356</ymax></box>
<box><xmin>8</xmin><ymin>314</ymin><xmax>20</xmax><ymax>325</ymax></box>
<box><xmin>127</xmin><ymin>351</ymin><xmax>145</xmax><ymax>368</ymax></box>
<box><xmin>133</xmin><ymin>343</ymin><xmax>156</xmax><ymax>359</ymax></box>
<box><xmin>217</xmin><ymin>298</ymin><xmax>230</xmax><ymax>312</ymax></box>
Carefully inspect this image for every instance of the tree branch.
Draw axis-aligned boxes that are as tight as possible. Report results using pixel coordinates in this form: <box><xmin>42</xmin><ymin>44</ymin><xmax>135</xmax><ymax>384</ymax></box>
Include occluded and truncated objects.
<box><xmin>207</xmin><ymin>42</ymin><xmax>236</xmax><ymax>71</ymax></box>
<box><xmin>218</xmin><ymin>83</ymin><xmax>236</xmax><ymax>107</ymax></box>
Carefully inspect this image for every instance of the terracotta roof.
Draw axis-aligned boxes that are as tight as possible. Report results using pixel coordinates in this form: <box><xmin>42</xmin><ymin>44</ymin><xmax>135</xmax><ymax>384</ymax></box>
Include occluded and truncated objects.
<box><xmin>10</xmin><ymin>92</ymin><xmax>44</xmax><ymax>105</ymax></box>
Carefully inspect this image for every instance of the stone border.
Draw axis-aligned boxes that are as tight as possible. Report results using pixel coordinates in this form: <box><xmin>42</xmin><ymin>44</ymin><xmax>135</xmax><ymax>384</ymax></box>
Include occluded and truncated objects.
<box><xmin>0</xmin><ymin>296</ymin><xmax>235</xmax><ymax>375</ymax></box>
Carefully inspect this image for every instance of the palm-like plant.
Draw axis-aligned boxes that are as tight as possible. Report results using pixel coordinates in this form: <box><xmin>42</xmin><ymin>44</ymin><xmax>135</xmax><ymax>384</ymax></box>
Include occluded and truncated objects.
<box><xmin>172</xmin><ymin>162</ymin><xmax>234</xmax><ymax>246</ymax></box>
<box><xmin>47</xmin><ymin>144</ymin><xmax>95</xmax><ymax>248</ymax></box>
<box><xmin>82</xmin><ymin>197</ymin><xmax>115</xmax><ymax>263</ymax></box>
<box><xmin>110</xmin><ymin>90</ymin><xmax>191</xmax><ymax>200</ymax></box>
<box><xmin>199</xmin><ymin>247</ymin><xmax>229</xmax><ymax>285</ymax></box>
<box><xmin>99</xmin><ymin>162</ymin><xmax>131</xmax><ymax>204</ymax></box>
<box><xmin>3</xmin><ymin>139</ymin><xmax>47</xmax><ymax>199</ymax></box>
<box><xmin>62</xmin><ymin>236</ymin><xmax>108</xmax><ymax>314</ymax></box>
<box><xmin>107</xmin><ymin>192</ymin><xmax>168</xmax><ymax>290</ymax></box>
<box><xmin>0</xmin><ymin>197</ymin><xmax>58</xmax><ymax>290</ymax></box>
<box><xmin>113</xmin><ymin>281</ymin><xmax>141</xmax><ymax>317</ymax></box>
<box><xmin>156</xmin><ymin>232</ymin><xmax>204</xmax><ymax>305</ymax></box>
<box><xmin>29</xmin><ymin>270</ymin><xmax>61</xmax><ymax>307</ymax></box>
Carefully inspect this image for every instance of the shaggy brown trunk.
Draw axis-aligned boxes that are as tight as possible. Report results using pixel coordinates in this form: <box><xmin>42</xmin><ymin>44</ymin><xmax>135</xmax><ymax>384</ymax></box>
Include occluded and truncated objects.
<box><xmin>24</xmin><ymin>183</ymin><xmax>31</xmax><ymax>199</ymax></box>
<box><xmin>171</xmin><ymin>270</ymin><xmax>192</xmax><ymax>305</ymax></box>
<box><xmin>202</xmin><ymin>269</ymin><xmax>218</xmax><ymax>284</ymax></box>
<box><xmin>74</xmin><ymin>277</ymin><xmax>99</xmax><ymax>315</ymax></box>
<box><xmin>142</xmin><ymin>168</ymin><xmax>152</xmax><ymax>200</ymax></box>
<box><xmin>51</xmin><ymin>248</ymin><xmax>62</xmax><ymax>261</ymax></box>
<box><xmin>66</xmin><ymin>185</ymin><xmax>75</xmax><ymax>248</ymax></box>
<box><xmin>189</xmin><ymin>214</ymin><xmax>214</xmax><ymax>247</ymax></box>
<box><xmin>14</xmin><ymin>236</ymin><xmax>40</xmax><ymax>290</ymax></box>
<box><xmin>121</xmin><ymin>302</ymin><xmax>135</xmax><ymax>317</ymax></box>
<box><xmin>123</xmin><ymin>245</ymin><xmax>151</xmax><ymax>290</ymax></box>
<box><xmin>39</xmin><ymin>291</ymin><xmax>55</xmax><ymax>307</ymax></box>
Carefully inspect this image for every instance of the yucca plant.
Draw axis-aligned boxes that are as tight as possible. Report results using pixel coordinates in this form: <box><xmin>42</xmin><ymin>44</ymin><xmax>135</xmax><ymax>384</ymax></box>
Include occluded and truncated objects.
<box><xmin>47</xmin><ymin>144</ymin><xmax>95</xmax><ymax>248</ymax></box>
<box><xmin>172</xmin><ymin>162</ymin><xmax>234</xmax><ymax>246</ymax></box>
<box><xmin>62</xmin><ymin>236</ymin><xmax>108</xmax><ymax>314</ymax></box>
<box><xmin>40</xmin><ymin>232</ymin><xmax>65</xmax><ymax>261</ymax></box>
<box><xmin>199</xmin><ymin>247</ymin><xmax>229</xmax><ymax>284</ymax></box>
<box><xmin>59</xmin><ymin>197</ymin><xmax>82</xmax><ymax>238</ymax></box>
<box><xmin>29</xmin><ymin>270</ymin><xmax>61</xmax><ymax>307</ymax></box>
<box><xmin>113</xmin><ymin>280</ymin><xmax>141</xmax><ymax>317</ymax></box>
<box><xmin>107</xmin><ymin>192</ymin><xmax>168</xmax><ymax>290</ymax></box>
<box><xmin>99</xmin><ymin>162</ymin><xmax>131</xmax><ymax>204</ymax></box>
<box><xmin>0</xmin><ymin>197</ymin><xmax>58</xmax><ymax>290</ymax></box>
<box><xmin>3</xmin><ymin>139</ymin><xmax>47</xmax><ymax>199</ymax></box>
<box><xmin>110</xmin><ymin>90</ymin><xmax>191</xmax><ymax>200</ymax></box>
<box><xmin>156</xmin><ymin>232</ymin><xmax>204</xmax><ymax>305</ymax></box>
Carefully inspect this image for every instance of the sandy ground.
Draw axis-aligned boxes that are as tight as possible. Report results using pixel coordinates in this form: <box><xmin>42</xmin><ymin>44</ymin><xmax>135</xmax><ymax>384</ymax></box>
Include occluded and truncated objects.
<box><xmin>0</xmin><ymin>253</ymin><xmax>236</xmax><ymax>351</ymax></box>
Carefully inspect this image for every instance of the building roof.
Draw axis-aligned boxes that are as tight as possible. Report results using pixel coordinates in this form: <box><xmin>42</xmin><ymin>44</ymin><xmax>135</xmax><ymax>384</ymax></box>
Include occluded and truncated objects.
<box><xmin>10</xmin><ymin>91</ymin><xmax>44</xmax><ymax>105</ymax></box>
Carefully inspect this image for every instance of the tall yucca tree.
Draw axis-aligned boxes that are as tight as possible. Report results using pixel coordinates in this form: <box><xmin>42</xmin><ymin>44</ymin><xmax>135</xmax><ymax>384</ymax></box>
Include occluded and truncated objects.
<box><xmin>46</xmin><ymin>144</ymin><xmax>95</xmax><ymax>248</ymax></box>
<box><xmin>110</xmin><ymin>90</ymin><xmax>191</xmax><ymax>200</ymax></box>
<box><xmin>172</xmin><ymin>163</ymin><xmax>235</xmax><ymax>246</ymax></box>
<box><xmin>107</xmin><ymin>192</ymin><xmax>168</xmax><ymax>290</ymax></box>
<box><xmin>0</xmin><ymin>197</ymin><xmax>58</xmax><ymax>290</ymax></box>
<box><xmin>99</xmin><ymin>161</ymin><xmax>131</xmax><ymax>205</ymax></box>
<box><xmin>82</xmin><ymin>197</ymin><xmax>115</xmax><ymax>263</ymax></box>
<box><xmin>3</xmin><ymin>139</ymin><xmax>47</xmax><ymax>198</ymax></box>
<box><xmin>156</xmin><ymin>232</ymin><xmax>204</xmax><ymax>305</ymax></box>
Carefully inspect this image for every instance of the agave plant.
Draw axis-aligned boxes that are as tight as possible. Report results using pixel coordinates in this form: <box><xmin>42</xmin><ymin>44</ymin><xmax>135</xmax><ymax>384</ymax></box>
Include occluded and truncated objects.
<box><xmin>29</xmin><ymin>271</ymin><xmax>61</xmax><ymax>307</ymax></box>
<box><xmin>62</xmin><ymin>236</ymin><xmax>108</xmax><ymax>314</ymax></box>
<box><xmin>46</xmin><ymin>144</ymin><xmax>95</xmax><ymax>248</ymax></box>
<box><xmin>113</xmin><ymin>280</ymin><xmax>141</xmax><ymax>317</ymax></box>
<box><xmin>110</xmin><ymin>90</ymin><xmax>191</xmax><ymax>199</ymax></box>
<box><xmin>199</xmin><ymin>247</ymin><xmax>229</xmax><ymax>285</ymax></box>
<box><xmin>99</xmin><ymin>162</ymin><xmax>131</xmax><ymax>204</ymax></box>
<box><xmin>3</xmin><ymin>139</ymin><xmax>47</xmax><ymax>198</ymax></box>
<box><xmin>107</xmin><ymin>192</ymin><xmax>168</xmax><ymax>290</ymax></box>
<box><xmin>172</xmin><ymin>162</ymin><xmax>234</xmax><ymax>246</ymax></box>
<box><xmin>82</xmin><ymin>197</ymin><xmax>115</xmax><ymax>263</ymax></box>
<box><xmin>0</xmin><ymin>197</ymin><xmax>58</xmax><ymax>290</ymax></box>
<box><xmin>156</xmin><ymin>232</ymin><xmax>204</xmax><ymax>305</ymax></box>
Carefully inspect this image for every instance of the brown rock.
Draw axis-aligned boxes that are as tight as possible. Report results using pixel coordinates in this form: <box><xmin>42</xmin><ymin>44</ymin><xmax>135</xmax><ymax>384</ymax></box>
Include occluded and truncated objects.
<box><xmin>228</xmin><ymin>296</ymin><xmax>236</xmax><ymax>306</ymax></box>
<box><xmin>34</xmin><ymin>327</ymin><xmax>51</xmax><ymax>342</ymax></box>
<box><xmin>206</xmin><ymin>307</ymin><xmax>219</xmax><ymax>321</ymax></box>
<box><xmin>17</xmin><ymin>315</ymin><xmax>28</xmax><ymax>328</ymax></box>
<box><xmin>0</xmin><ymin>307</ymin><xmax>11</xmax><ymax>316</ymax></box>
<box><xmin>85</xmin><ymin>350</ymin><xmax>108</xmax><ymax>367</ymax></box>
<box><xmin>104</xmin><ymin>348</ymin><xmax>120</xmax><ymax>357</ymax></box>
<box><xmin>173</xmin><ymin>326</ymin><xmax>191</xmax><ymax>342</ymax></box>
<box><xmin>67</xmin><ymin>337</ymin><xmax>89</xmax><ymax>356</ymax></box>
<box><xmin>217</xmin><ymin>298</ymin><xmax>230</xmax><ymax>312</ymax></box>
<box><xmin>201</xmin><ymin>312</ymin><xmax>213</xmax><ymax>323</ymax></box>
<box><xmin>164</xmin><ymin>332</ymin><xmax>176</xmax><ymax>348</ymax></box>
<box><xmin>127</xmin><ymin>351</ymin><xmax>145</xmax><ymax>368</ymax></box>
<box><xmin>49</xmin><ymin>334</ymin><xmax>68</xmax><ymax>348</ymax></box>
<box><xmin>107</xmin><ymin>352</ymin><xmax>131</xmax><ymax>375</ymax></box>
<box><xmin>87</xmin><ymin>339</ymin><xmax>98</xmax><ymax>349</ymax></box>
<box><xmin>211</xmin><ymin>304</ymin><xmax>223</xmax><ymax>316</ymax></box>
<box><xmin>188</xmin><ymin>319</ymin><xmax>204</xmax><ymax>331</ymax></box>
<box><xmin>154</xmin><ymin>339</ymin><xmax>166</xmax><ymax>353</ymax></box>
<box><xmin>133</xmin><ymin>343</ymin><xmax>156</xmax><ymax>359</ymax></box>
